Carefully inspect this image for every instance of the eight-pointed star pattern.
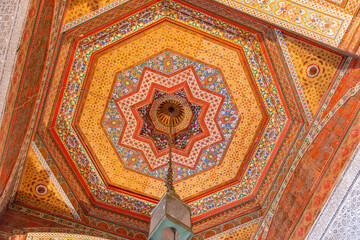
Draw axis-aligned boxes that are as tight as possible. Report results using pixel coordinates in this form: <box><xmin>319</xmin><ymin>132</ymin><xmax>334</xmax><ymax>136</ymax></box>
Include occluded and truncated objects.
<box><xmin>103</xmin><ymin>52</ymin><xmax>239</xmax><ymax>180</ymax></box>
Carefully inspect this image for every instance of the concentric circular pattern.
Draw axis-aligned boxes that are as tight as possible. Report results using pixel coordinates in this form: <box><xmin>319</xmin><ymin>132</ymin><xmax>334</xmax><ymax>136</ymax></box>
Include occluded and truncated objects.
<box><xmin>150</xmin><ymin>93</ymin><xmax>193</xmax><ymax>135</ymax></box>
<box><xmin>148</xmin><ymin>91</ymin><xmax>193</xmax><ymax>134</ymax></box>
<box><xmin>157</xmin><ymin>99</ymin><xmax>185</xmax><ymax>128</ymax></box>
<box><xmin>17</xmin><ymin>148</ymin><xmax>76</xmax><ymax>219</ymax></box>
<box><xmin>35</xmin><ymin>184</ymin><xmax>48</xmax><ymax>195</ymax></box>
<box><xmin>306</xmin><ymin>64</ymin><xmax>320</xmax><ymax>78</ymax></box>
<box><xmin>137</xmin><ymin>89</ymin><xmax>204</xmax><ymax>154</ymax></box>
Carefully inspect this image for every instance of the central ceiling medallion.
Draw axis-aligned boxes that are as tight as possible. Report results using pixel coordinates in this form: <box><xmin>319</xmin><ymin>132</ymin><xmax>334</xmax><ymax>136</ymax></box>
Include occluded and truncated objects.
<box><xmin>138</xmin><ymin>89</ymin><xmax>203</xmax><ymax>152</ymax></box>
<box><xmin>157</xmin><ymin>99</ymin><xmax>185</xmax><ymax>127</ymax></box>
<box><xmin>149</xmin><ymin>92</ymin><xmax>192</xmax><ymax>135</ymax></box>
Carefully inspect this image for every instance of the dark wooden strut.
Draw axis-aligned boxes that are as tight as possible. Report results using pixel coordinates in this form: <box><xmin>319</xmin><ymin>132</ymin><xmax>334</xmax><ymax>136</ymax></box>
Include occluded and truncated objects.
<box><xmin>165</xmin><ymin>115</ymin><xmax>175</xmax><ymax>192</ymax></box>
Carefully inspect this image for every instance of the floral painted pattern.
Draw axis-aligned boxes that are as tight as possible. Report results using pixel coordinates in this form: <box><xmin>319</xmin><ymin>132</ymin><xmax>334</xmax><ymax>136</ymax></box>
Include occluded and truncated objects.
<box><xmin>244</xmin><ymin>0</ymin><xmax>275</xmax><ymax>12</ymax></box>
<box><xmin>305</xmin><ymin>13</ymin><xmax>340</xmax><ymax>36</ymax></box>
<box><xmin>275</xmin><ymin>2</ymin><xmax>306</xmax><ymax>23</ymax></box>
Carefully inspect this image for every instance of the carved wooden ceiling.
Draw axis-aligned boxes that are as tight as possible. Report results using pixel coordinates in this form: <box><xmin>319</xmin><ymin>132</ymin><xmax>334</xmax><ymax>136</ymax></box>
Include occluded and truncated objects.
<box><xmin>1</xmin><ymin>0</ymin><xmax>360</xmax><ymax>239</ymax></box>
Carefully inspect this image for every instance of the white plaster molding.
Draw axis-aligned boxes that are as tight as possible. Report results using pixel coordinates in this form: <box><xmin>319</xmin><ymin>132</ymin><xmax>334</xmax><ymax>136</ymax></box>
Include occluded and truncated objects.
<box><xmin>306</xmin><ymin>142</ymin><xmax>360</xmax><ymax>239</ymax></box>
<box><xmin>0</xmin><ymin>0</ymin><xmax>31</xmax><ymax>124</ymax></box>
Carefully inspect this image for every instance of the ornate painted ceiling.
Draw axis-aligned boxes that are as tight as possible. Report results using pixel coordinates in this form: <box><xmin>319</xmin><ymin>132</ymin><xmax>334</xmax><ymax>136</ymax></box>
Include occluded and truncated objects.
<box><xmin>1</xmin><ymin>0</ymin><xmax>360</xmax><ymax>239</ymax></box>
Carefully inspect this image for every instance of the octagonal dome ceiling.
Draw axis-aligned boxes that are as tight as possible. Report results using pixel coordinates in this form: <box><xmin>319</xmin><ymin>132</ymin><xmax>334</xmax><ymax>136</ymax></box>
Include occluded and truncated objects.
<box><xmin>14</xmin><ymin>0</ymin><xmax>317</xmax><ymax>236</ymax></box>
<box><xmin>6</xmin><ymin>0</ymin><xmax>359</xmax><ymax>238</ymax></box>
<box><xmin>50</xmin><ymin>2</ymin><xmax>290</xmax><ymax>213</ymax></box>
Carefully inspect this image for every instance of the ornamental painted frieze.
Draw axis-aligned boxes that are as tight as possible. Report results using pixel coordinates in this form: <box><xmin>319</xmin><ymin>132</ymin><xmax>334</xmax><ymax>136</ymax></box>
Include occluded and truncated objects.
<box><xmin>62</xmin><ymin>0</ymin><xmax>350</xmax><ymax>47</ymax></box>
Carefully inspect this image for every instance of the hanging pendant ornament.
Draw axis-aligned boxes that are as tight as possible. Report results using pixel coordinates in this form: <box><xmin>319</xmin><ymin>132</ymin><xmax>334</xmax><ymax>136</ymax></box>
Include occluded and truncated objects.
<box><xmin>148</xmin><ymin>97</ymin><xmax>193</xmax><ymax>240</ymax></box>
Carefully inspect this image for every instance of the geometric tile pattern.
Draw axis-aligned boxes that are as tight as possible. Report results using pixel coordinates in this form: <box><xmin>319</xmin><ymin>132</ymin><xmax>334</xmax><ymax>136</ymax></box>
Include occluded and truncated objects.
<box><xmin>116</xmin><ymin>66</ymin><xmax>225</xmax><ymax>171</ymax></box>
<box><xmin>63</xmin><ymin>0</ymin><xmax>115</xmax><ymax>26</ymax></box>
<box><xmin>62</xmin><ymin>0</ymin><xmax>130</xmax><ymax>31</ymax></box>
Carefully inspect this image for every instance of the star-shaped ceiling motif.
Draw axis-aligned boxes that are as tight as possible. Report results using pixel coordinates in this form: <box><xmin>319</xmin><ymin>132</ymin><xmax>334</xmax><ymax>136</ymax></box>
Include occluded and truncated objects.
<box><xmin>103</xmin><ymin>53</ymin><xmax>235</xmax><ymax>176</ymax></box>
